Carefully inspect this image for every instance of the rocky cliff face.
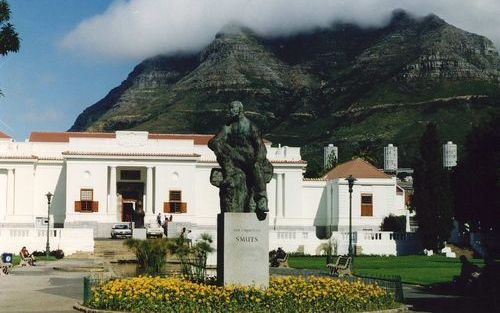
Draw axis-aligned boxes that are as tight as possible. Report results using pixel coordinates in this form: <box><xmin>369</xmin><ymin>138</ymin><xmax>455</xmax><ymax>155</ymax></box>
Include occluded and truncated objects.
<box><xmin>70</xmin><ymin>10</ymin><xmax>500</xmax><ymax>169</ymax></box>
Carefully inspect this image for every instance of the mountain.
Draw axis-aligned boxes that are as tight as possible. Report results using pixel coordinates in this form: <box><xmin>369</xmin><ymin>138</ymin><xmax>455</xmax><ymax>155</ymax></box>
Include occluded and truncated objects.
<box><xmin>70</xmin><ymin>10</ymin><xmax>500</xmax><ymax>172</ymax></box>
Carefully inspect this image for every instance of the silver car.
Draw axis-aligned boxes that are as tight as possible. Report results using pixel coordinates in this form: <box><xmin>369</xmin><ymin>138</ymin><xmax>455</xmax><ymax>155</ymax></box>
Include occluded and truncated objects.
<box><xmin>111</xmin><ymin>224</ymin><xmax>132</xmax><ymax>239</ymax></box>
<box><xmin>146</xmin><ymin>224</ymin><xmax>163</xmax><ymax>238</ymax></box>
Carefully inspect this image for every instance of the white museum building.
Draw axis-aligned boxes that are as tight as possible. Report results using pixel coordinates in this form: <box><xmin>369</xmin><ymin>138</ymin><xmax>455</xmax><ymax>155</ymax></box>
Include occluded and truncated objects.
<box><xmin>0</xmin><ymin>130</ymin><xmax>418</xmax><ymax>256</ymax></box>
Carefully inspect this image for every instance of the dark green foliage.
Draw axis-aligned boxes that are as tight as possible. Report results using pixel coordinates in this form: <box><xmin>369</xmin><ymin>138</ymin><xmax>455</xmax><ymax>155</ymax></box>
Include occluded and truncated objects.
<box><xmin>124</xmin><ymin>239</ymin><xmax>170</xmax><ymax>276</ymax></box>
<box><xmin>381</xmin><ymin>215</ymin><xmax>407</xmax><ymax>232</ymax></box>
<box><xmin>32</xmin><ymin>249</ymin><xmax>64</xmax><ymax>259</ymax></box>
<box><xmin>0</xmin><ymin>0</ymin><xmax>19</xmax><ymax>56</ymax></box>
<box><xmin>413</xmin><ymin>123</ymin><xmax>454</xmax><ymax>251</ymax></box>
<box><xmin>49</xmin><ymin>249</ymin><xmax>64</xmax><ymax>259</ymax></box>
<box><xmin>0</xmin><ymin>0</ymin><xmax>19</xmax><ymax>95</ymax></box>
<box><xmin>452</xmin><ymin>115</ymin><xmax>500</xmax><ymax>257</ymax></box>
<box><xmin>304</xmin><ymin>158</ymin><xmax>323</xmax><ymax>178</ymax></box>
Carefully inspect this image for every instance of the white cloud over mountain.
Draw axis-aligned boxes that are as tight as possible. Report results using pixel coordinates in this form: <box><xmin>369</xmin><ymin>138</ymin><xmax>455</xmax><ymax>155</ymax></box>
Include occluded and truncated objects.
<box><xmin>61</xmin><ymin>0</ymin><xmax>500</xmax><ymax>59</ymax></box>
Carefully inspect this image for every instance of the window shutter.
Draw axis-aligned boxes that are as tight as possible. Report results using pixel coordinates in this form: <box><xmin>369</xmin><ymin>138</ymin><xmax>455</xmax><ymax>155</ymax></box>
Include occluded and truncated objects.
<box><xmin>361</xmin><ymin>194</ymin><xmax>373</xmax><ymax>216</ymax></box>
<box><xmin>75</xmin><ymin>201</ymin><xmax>81</xmax><ymax>212</ymax></box>
<box><xmin>164</xmin><ymin>202</ymin><xmax>170</xmax><ymax>213</ymax></box>
<box><xmin>91</xmin><ymin>201</ymin><xmax>99</xmax><ymax>212</ymax></box>
<box><xmin>180</xmin><ymin>202</ymin><xmax>187</xmax><ymax>213</ymax></box>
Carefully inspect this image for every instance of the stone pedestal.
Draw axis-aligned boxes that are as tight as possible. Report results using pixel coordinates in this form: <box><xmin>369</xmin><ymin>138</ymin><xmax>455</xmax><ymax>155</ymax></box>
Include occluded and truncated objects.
<box><xmin>133</xmin><ymin>228</ymin><xmax>147</xmax><ymax>240</ymax></box>
<box><xmin>217</xmin><ymin>213</ymin><xmax>269</xmax><ymax>288</ymax></box>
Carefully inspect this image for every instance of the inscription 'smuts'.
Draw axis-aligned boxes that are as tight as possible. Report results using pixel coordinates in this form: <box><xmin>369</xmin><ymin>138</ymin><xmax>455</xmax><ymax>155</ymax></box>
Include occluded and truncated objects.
<box><xmin>234</xmin><ymin>228</ymin><xmax>261</xmax><ymax>243</ymax></box>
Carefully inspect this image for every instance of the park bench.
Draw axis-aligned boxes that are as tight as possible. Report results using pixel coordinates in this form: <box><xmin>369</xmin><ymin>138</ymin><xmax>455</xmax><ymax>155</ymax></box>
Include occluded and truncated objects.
<box><xmin>19</xmin><ymin>253</ymin><xmax>33</xmax><ymax>267</ymax></box>
<box><xmin>277</xmin><ymin>253</ymin><xmax>289</xmax><ymax>268</ymax></box>
<box><xmin>327</xmin><ymin>255</ymin><xmax>352</xmax><ymax>277</ymax></box>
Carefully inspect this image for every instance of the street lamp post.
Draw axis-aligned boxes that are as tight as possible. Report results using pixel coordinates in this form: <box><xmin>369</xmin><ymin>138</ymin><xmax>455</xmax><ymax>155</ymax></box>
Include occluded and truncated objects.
<box><xmin>345</xmin><ymin>175</ymin><xmax>356</xmax><ymax>261</ymax></box>
<box><xmin>45</xmin><ymin>192</ymin><xmax>53</xmax><ymax>259</ymax></box>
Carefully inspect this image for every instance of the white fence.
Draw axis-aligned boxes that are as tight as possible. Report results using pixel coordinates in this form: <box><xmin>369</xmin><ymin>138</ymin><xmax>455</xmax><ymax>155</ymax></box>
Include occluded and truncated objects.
<box><xmin>269</xmin><ymin>230</ymin><xmax>421</xmax><ymax>256</ymax></box>
<box><xmin>0</xmin><ymin>228</ymin><xmax>94</xmax><ymax>255</ymax></box>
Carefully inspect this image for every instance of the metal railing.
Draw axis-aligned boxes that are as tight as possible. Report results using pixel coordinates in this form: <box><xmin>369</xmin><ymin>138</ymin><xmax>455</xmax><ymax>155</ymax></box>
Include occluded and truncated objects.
<box><xmin>350</xmin><ymin>274</ymin><xmax>404</xmax><ymax>303</ymax></box>
<box><xmin>83</xmin><ymin>276</ymin><xmax>106</xmax><ymax>305</ymax></box>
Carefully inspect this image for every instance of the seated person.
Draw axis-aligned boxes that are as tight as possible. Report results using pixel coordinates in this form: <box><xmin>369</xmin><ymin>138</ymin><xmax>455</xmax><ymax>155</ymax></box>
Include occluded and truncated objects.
<box><xmin>20</xmin><ymin>246</ymin><xmax>36</xmax><ymax>266</ymax></box>
<box><xmin>456</xmin><ymin>255</ymin><xmax>479</xmax><ymax>287</ymax></box>
<box><xmin>276</xmin><ymin>247</ymin><xmax>286</xmax><ymax>260</ymax></box>
<box><xmin>269</xmin><ymin>247</ymin><xmax>287</xmax><ymax>267</ymax></box>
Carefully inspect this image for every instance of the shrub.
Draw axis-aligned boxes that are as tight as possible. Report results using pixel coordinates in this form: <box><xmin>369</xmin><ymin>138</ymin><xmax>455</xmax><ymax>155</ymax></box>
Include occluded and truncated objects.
<box><xmin>381</xmin><ymin>215</ymin><xmax>406</xmax><ymax>232</ymax></box>
<box><xmin>124</xmin><ymin>239</ymin><xmax>169</xmax><ymax>276</ymax></box>
<box><xmin>88</xmin><ymin>275</ymin><xmax>397</xmax><ymax>312</ymax></box>
<box><xmin>168</xmin><ymin>233</ymin><xmax>215</xmax><ymax>282</ymax></box>
<box><xmin>50</xmin><ymin>249</ymin><xmax>64</xmax><ymax>259</ymax></box>
<box><xmin>31</xmin><ymin>250</ymin><xmax>64</xmax><ymax>259</ymax></box>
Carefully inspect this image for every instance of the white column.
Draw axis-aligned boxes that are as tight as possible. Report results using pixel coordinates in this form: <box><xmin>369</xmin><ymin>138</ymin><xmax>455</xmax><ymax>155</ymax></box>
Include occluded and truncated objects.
<box><xmin>276</xmin><ymin>173</ymin><xmax>283</xmax><ymax>218</ymax></box>
<box><xmin>32</xmin><ymin>165</ymin><xmax>37</xmax><ymax>221</ymax></box>
<box><xmin>326</xmin><ymin>183</ymin><xmax>332</xmax><ymax>233</ymax></box>
<box><xmin>109</xmin><ymin>166</ymin><xmax>117</xmax><ymax>217</ymax></box>
<box><xmin>146</xmin><ymin>166</ymin><xmax>153</xmax><ymax>215</ymax></box>
<box><xmin>281</xmin><ymin>174</ymin><xmax>285</xmax><ymax>217</ymax></box>
<box><xmin>405</xmin><ymin>209</ymin><xmax>411</xmax><ymax>232</ymax></box>
<box><xmin>7</xmin><ymin>168</ymin><xmax>14</xmax><ymax>216</ymax></box>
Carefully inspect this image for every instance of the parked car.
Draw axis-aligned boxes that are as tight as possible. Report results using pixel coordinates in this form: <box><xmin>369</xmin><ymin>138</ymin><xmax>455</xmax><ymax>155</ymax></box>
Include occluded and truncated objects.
<box><xmin>146</xmin><ymin>223</ymin><xmax>163</xmax><ymax>239</ymax></box>
<box><xmin>111</xmin><ymin>224</ymin><xmax>132</xmax><ymax>239</ymax></box>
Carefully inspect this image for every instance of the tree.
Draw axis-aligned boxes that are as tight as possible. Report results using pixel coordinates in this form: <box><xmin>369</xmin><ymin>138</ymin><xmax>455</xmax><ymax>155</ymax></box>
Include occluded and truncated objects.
<box><xmin>0</xmin><ymin>0</ymin><xmax>19</xmax><ymax>56</ymax></box>
<box><xmin>381</xmin><ymin>214</ymin><xmax>406</xmax><ymax>232</ymax></box>
<box><xmin>304</xmin><ymin>158</ymin><xmax>322</xmax><ymax>178</ymax></box>
<box><xmin>452</xmin><ymin>115</ymin><xmax>500</xmax><ymax>257</ymax></box>
<box><xmin>1</xmin><ymin>0</ymin><xmax>20</xmax><ymax>95</ymax></box>
<box><xmin>413</xmin><ymin>123</ymin><xmax>453</xmax><ymax>252</ymax></box>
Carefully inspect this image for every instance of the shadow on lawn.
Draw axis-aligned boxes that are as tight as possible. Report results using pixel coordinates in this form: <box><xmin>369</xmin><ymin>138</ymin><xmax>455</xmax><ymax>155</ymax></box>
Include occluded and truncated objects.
<box><xmin>405</xmin><ymin>260</ymin><xmax>500</xmax><ymax>313</ymax></box>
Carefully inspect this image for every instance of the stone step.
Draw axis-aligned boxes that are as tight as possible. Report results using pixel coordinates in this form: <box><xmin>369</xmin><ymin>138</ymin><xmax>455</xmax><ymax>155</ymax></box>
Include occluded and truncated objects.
<box><xmin>66</xmin><ymin>251</ymin><xmax>95</xmax><ymax>259</ymax></box>
<box><xmin>446</xmin><ymin>243</ymin><xmax>474</xmax><ymax>259</ymax></box>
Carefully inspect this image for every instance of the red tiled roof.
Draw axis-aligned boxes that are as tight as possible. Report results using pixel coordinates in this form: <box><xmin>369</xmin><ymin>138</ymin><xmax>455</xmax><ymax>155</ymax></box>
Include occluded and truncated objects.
<box><xmin>0</xmin><ymin>131</ymin><xmax>11</xmax><ymax>139</ymax></box>
<box><xmin>29</xmin><ymin>132</ymin><xmax>115</xmax><ymax>142</ymax></box>
<box><xmin>62</xmin><ymin>151</ymin><xmax>200</xmax><ymax>157</ymax></box>
<box><xmin>323</xmin><ymin>158</ymin><xmax>391</xmax><ymax>180</ymax></box>
<box><xmin>28</xmin><ymin>131</ymin><xmax>272</xmax><ymax>146</ymax></box>
<box><xmin>0</xmin><ymin>155</ymin><xmax>37</xmax><ymax>160</ymax></box>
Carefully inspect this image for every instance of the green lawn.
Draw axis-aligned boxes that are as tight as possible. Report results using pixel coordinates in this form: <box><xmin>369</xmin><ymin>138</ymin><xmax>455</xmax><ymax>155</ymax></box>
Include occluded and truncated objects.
<box><xmin>11</xmin><ymin>255</ymin><xmax>57</xmax><ymax>266</ymax></box>
<box><xmin>289</xmin><ymin>255</ymin><xmax>484</xmax><ymax>285</ymax></box>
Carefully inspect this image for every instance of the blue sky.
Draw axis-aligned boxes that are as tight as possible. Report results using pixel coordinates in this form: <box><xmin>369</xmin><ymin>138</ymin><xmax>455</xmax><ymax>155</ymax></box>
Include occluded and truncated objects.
<box><xmin>1</xmin><ymin>0</ymin><xmax>498</xmax><ymax>141</ymax></box>
<box><xmin>1</xmin><ymin>1</ymin><xmax>140</xmax><ymax>140</ymax></box>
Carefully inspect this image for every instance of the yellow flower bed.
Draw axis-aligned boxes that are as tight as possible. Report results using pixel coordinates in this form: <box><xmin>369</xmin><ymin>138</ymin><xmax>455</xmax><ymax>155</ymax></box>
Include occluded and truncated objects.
<box><xmin>89</xmin><ymin>275</ymin><xmax>396</xmax><ymax>312</ymax></box>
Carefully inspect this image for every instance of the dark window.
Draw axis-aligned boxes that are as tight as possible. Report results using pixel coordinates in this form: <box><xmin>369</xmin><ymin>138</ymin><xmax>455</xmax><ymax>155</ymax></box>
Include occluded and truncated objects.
<box><xmin>80</xmin><ymin>189</ymin><xmax>93</xmax><ymax>212</ymax></box>
<box><xmin>120</xmin><ymin>170</ymin><xmax>141</xmax><ymax>180</ymax></box>
<box><xmin>164</xmin><ymin>190</ymin><xmax>186</xmax><ymax>213</ymax></box>
<box><xmin>170</xmin><ymin>190</ymin><xmax>182</xmax><ymax>202</ymax></box>
<box><xmin>361</xmin><ymin>194</ymin><xmax>373</xmax><ymax>216</ymax></box>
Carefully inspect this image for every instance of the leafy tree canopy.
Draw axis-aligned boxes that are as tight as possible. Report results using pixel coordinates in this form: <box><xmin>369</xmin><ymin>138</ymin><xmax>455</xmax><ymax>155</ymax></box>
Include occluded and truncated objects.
<box><xmin>0</xmin><ymin>0</ymin><xmax>19</xmax><ymax>56</ymax></box>
<box><xmin>413</xmin><ymin>123</ymin><xmax>453</xmax><ymax>251</ymax></box>
<box><xmin>452</xmin><ymin>114</ymin><xmax>500</xmax><ymax>256</ymax></box>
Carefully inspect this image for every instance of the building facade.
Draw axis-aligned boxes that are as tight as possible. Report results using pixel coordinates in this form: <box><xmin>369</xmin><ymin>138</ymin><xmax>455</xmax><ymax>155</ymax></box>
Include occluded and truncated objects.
<box><xmin>0</xmin><ymin>131</ymin><xmax>413</xmax><ymax>256</ymax></box>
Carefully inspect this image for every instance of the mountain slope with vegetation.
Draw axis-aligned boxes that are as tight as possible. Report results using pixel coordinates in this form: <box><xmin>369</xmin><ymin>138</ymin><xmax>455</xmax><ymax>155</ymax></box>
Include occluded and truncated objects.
<box><xmin>70</xmin><ymin>10</ymin><xmax>500</xmax><ymax>173</ymax></box>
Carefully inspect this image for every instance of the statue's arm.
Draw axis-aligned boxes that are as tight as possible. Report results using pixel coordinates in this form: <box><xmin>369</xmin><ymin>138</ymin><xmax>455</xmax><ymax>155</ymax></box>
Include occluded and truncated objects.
<box><xmin>251</xmin><ymin>125</ymin><xmax>267</xmax><ymax>161</ymax></box>
<box><xmin>208</xmin><ymin>126</ymin><xmax>228</xmax><ymax>152</ymax></box>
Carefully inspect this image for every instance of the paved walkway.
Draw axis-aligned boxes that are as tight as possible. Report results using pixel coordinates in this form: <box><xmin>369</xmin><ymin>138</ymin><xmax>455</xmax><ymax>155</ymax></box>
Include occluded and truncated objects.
<box><xmin>0</xmin><ymin>259</ymin><xmax>102</xmax><ymax>313</ymax></box>
<box><xmin>1</xmin><ymin>261</ymin><xmax>495</xmax><ymax>312</ymax></box>
<box><xmin>404</xmin><ymin>284</ymin><xmax>493</xmax><ymax>313</ymax></box>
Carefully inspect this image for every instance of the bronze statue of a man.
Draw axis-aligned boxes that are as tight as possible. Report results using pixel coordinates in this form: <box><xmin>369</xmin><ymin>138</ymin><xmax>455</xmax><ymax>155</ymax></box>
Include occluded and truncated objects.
<box><xmin>209</xmin><ymin>101</ymin><xmax>273</xmax><ymax>220</ymax></box>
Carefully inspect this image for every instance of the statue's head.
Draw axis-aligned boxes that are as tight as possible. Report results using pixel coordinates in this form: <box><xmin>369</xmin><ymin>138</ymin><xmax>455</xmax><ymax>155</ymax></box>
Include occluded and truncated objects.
<box><xmin>227</xmin><ymin>100</ymin><xmax>244</xmax><ymax>122</ymax></box>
